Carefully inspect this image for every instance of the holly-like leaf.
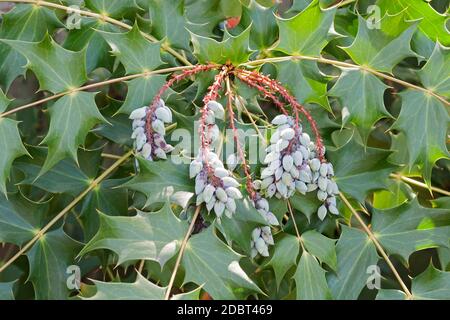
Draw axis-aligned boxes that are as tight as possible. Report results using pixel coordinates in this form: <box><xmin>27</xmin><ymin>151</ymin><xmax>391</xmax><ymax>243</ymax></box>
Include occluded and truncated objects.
<box><xmin>391</xmin><ymin>90</ymin><xmax>449</xmax><ymax>185</ymax></box>
<box><xmin>144</xmin><ymin>0</ymin><xmax>191</xmax><ymax>51</ymax></box>
<box><xmin>190</xmin><ymin>26</ymin><xmax>253</xmax><ymax>65</ymax></box>
<box><xmin>84</xmin><ymin>0</ymin><xmax>142</xmax><ymax>18</ymax></box>
<box><xmin>329</xmin><ymin>68</ymin><xmax>391</xmax><ymax>143</ymax></box>
<box><xmin>371</xmin><ymin>198</ymin><xmax>450</xmax><ymax>263</ymax></box>
<box><xmin>276</xmin><ymin>60</ymin><xmax>331</xmax><ymax>110</ymax></box>
<box><xmin>294</xmin><ymin>251</ymin><xmax>331</xmax><ymax>300</ymax></box>
<box><xmin>171</xmin><ymin>286</ymin><xmax>202</xmax><ymax>300</ymax></box>
<box><xmin>0</xmin><ymin>118</ymin><xmax>29</xmax><ymax>195</ymax></box>
<box><xmin>266</xmin><ymin>234</ymin><xmax>300</xmax><ymax>288</ymax></box>
<box><xmin>40</xmin><ymin>92</ymin><xmax>106</xmax><ymax>174</ymax></box>
<box><xmin>377</xmin><ymin>0</ymin><xmax>450</xmax><ymax>46</ymax></box>
<box><xmin>80</xmin><ymin>201</ymin><xmax>189</xmax><ymax>267</ymax></box>
<box><xmin>327</xmin><ymin>136</ymin><xmax>397</xmax><ymax>202</ymax></box>
<box><xmin>26</xmin><ymin>228</ymin><xmax>82</xmax><ymax>299</ymax></box>
<box><xmin>418</xmin><ymin>44</ymin><xmax>450</xmax><ymax>99</ymax></box>
<box><xmin>1</xmin><ymin>34</ymin><xmax>88</xmax><ymax>93</ymax></box>
<box><xmin>99</xmin><ymin>24</ymin><xmax>163</xmax><ymax>74</ymax></box>
<box><xmin>302</xmin><ymin>230</ymin><xmax>337</xmax><ymax>270</ymax></box>
<box><xmin>86</xmin><ymin>273</ymin><xmax>166</xmax><ymax>300</ymax></box>
<box><xmin>240</xmin><ymin>2</ymin><xmax>278</xmax><ymax>50</ymax></box>
<box><xmin>217</xmin><ymin>198</ymin><xmax>268</xmax><ymax>254</ymax></box>
<box><xmin>0</xmin><ymin>4</ymin><xmax>61</xmax><ymax>90</ymax></box>
<box><xmin>182</xmin><ymin>227</ymin><xmax>262</xmax><ymax>299</ymax></box>
<box><xmin>123</xmin><ymin>156</ymin><xmax>193</xmax><ymax>207</ymax></box>
<box><xmin>327</xmin><ymin>226</ymin><xmax>379</xmax><ymax>300</ymax></box>
<box><xmin>275</xmin><ymin>0</ymin><xmax>336</xmax><ymax>56</ymax></box>
<box><xmin>343</xmin><ymin>13</ymin><xmax>417</xmax><ymax>73</ymax></box>
<box><xmin>118</xmin><ymin>75</ymin><xmax>167</xmax><ymax>114</ymax></box>
<box><xmin>411</xmin><ymin>264</ymin><xmax>450</xmax><ymax>300</ymax></box>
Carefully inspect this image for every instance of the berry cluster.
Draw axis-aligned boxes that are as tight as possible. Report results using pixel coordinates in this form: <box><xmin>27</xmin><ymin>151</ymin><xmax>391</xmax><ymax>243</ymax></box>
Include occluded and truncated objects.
<box><xmin>129</xmin><ymin>99</ymin><xmax>174</xmax><ymax>160</ymax></box>
<box><xmin>129</xmin><ymin>64</ymin><xmax>340</xmax><ymax>259</ymax></box>
<box><xmin>259</xmin><ymin>114</ymin><xmax>339</xmax><ymax>220</ymax></box>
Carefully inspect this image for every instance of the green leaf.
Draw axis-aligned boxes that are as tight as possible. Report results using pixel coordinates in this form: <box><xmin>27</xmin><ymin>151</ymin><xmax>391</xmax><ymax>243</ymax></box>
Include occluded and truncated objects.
<box><xmin>185</xmin><ymin>0</ymin><xmax>227</xmax><ymax>37</ymax></box>
<box><xmin>376</xmin><ymin>289</ymin><xmax>407</xmax><ymax>300</ymax></box>
<box><xmin>343</xmin><ymin>13</ymin><xmax>417</xmax><ymax>73</ymax></box>
<box><xmin>1</xmin><ymin>34</ymin><xmax>87</xmax><ymax>93</ymax></box>
<box><xmin>171</xmin><ymin>286</ymin><xmax>202</xmax><ymax>300</ymax></box>
<box><xmin>0</xmin><ymin>4</ymin><xmax>61</xmax><ymax>90</ymax></box>
<box><xmin>190</xmin><ymin>25</ymin><xmax>253</xmax><ymax>65</ymax></box>
<box><xmin>86</xmin><ymin>273</ymin><xmax>166</xmax><ymax>300</ymax></box>
<box><xmin>329</xmin><ymin>68</ymin><xmax>391</xmax><ymax>143</ymax></box>
<box><xmin>26</xmin><ymin>228</ymin><xmax>82</xmax><ymax>299</ymax></box>
<box><xmin>294</xmin><ymin>251</ymin><xmax>331</xmax><ymax>300</ymax></box>
<box><xmin>0</xmin><ymin>88</ymin><xmax>11</xmax><ymax>113</ymax></box>
<box><xmin>99</xmin><ymin>24</ymin><xmax>163</xmax><ymax>74</ymax></box>
<box><xmin>84</xmin><ymin>0</ymin><xmax>142</xmax><ymax>18</ymax></box>
<box><xmin>276</xmin><ymin>60</ymin><xmax>331</xmax><ymax>110</ymax></box>
<box><xmin>411</xmin><ymin>264</ymin><xmax>450</xmax><ymax>300</ymax></box>
<box><xmin>40</xmin><ymin>92</ymin><xmax>106</xmax><ymax>174</ymax></box>
<box><xmin>275</xmin><ymin>0</ymin><xmax>336</xmax><ymax>56</ymax></box>
<box><xmin>182</xmin><ymin>227</ymin><xmax>262</xmax><ymax>299</ymax></box>
<box><xmin>327</xmin><ymin>225</ymin><xmax>379</xmax><ymax>300</ymax></box>
<box><xmin>0</xmin><ymin>282</ymin><xmax>15</xmax><ymax>300</ymax></box>
<box><xmin>118</xmin><ymin>75</ymin><xmax>167</xmax><ymax>114</ymax></box>
<box><xmin>217</xmin><ymin>198</ymin><xmax>268</xmax><ymax>254</ymax></box>
<box><xmin>302</xmin><ymin>230</ymin><xmax>337</xmax><ymax>270</ymax></box>
<box><xmin>371</xmin><ymin>198</ymin><xmax>450</xmax><ymax>262</ymax></box>
<box><xmin>391</xmin><ymin>90</ymin><xmax>449</xmax><ymax>185</ymax></box>
<box><xmin>377</xmin><ymin>0</ymin><xmax>450</xmax><ymax>46</ymax></box>
<box><xmin>241</xmin><ymin>2</ymin><xmax>278</xmax><ymax>50</ymax></box>
<box><xmin>327</xmin><ymin>136</ymin><xmax>397</xmax><ymax>202</ymax></box>
<box><xmin>418</xmin><ymin>43</ymin><xmax>450</xmax><ymax>99</ymax></box>
<box><xmin>266</xmin><ymin>234</ymin><xmax>300</xmax><ymax>288</ymax></box>
<box><xmin>123</xmin><ymin>156</ymin><xmax>193</xmax><ymax>207</ymax></box>
<box><xmin>145</xmin><ymin>0</ymin><xmax>191</xmax><ymax>51</ymax></box>
<box><xmin>80</xmin><ymin>201</ymin><xmax>189</xmax><ymax>266</ymax></box>
<box><xmin>0</xmin><ymin>193</ymin><xmax>43</xmax><ymax>245</ymax></box>
<box><xmin>0</xmin><ymin>118</ymin><xmax>29</xmax><ymax>195</ymax></box>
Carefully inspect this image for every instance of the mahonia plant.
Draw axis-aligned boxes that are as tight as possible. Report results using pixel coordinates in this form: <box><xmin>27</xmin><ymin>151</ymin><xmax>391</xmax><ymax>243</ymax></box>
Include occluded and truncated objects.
<box><xmin>0</xmin><ymin>0</ymin><xmax>449</xmax><ymax>301</ymax></box>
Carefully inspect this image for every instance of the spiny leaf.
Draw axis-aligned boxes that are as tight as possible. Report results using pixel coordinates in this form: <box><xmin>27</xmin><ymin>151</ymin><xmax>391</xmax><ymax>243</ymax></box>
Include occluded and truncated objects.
<box><xmin>80</xmin><ymin>200</ymin><xmax>189</xmax><ymax>267</ymax></box>
<box><xmin>266</xmin><ymin>233</ymin><xmax>300</xmax><ymax>288</ymax></box>
<box><xmin>302</xmin><ymin>230</ymin><xmax>337</xmax><ymax>271</ymax></box>
<box><xmin>240</xmin><ymin>1</ymin><xmax>278</xmax><ymax>50</ymax></box>
<box><xmin>84</xmin><ymin>0</ymin><xmax>143</xmax><ymax>18</ymax></box>
<box><xmin>0</xmin><ymin>4</ymin><xmax>61</xmax><ymax>90</ymax></box>
<box><xmin>294</xmin><ymin>251</ymin><xmax>332</xmax><ymax>300</ymax></box>
<box><xmin>123</xmin><ymin>156</ymin><xmax>193</xmax><ymax>207</ymax></box>
<box><xmin>26</xmin><ymin>228</ymin><xmax>82</xmax><ymax>299</ymax></box>
<box><xmin>275</xmin><ymin>0</ymin><xmax>336</xmax><ymax>56</ymax></box>
<box><xmin>118</xmin><ymin>75</ymin><xmax>167</xmax><ymax>114</ymax></box>
<box><xmin>418</xmin><ymin>43</ymin><xmax>450</xmax><ymax>99</ymax></box>
<box><xmin>190</xmin><ymin>25</ymin><xmax>253</xmax><ymax>65</ymax></box>
<box><xmin>329</xmin><ymin>68</ymin><xmax>391</xmax><ymax>143</ymax></box>
<box><xmin>276</xmin><ymin>60</ymin><xmax>331</xmax><ymax>111</ymax></box>
<box><xmin>0</xmin><ymin>118</ymin><xmax>29</xmax><ymax>196</ymax></box>
<box><xmin>391</xmin><ymin>90</ymin><xmax>449</xmax><ymax>185</ymax></box>
<box><xmin>371</xmin><ymin>198</ymin><xmax>450</xmax><ymax>263</ymax></box>
<box><xmin>343</xmin><ymin>13</ymin><xmax>418</xmax><ymax>73</ymax></box>
<box><xmin>145</xmin><ymin>0</ymin><xmax>191</xmax><ymax>51</ymax></box>
<box><xmin>327</xmin><ymin>136</ymin><xmax>397</xmax><ymax>202</ymax></box>
<box><xmin>99</xmin><ymin>24</ymin><xmax>163</xmax><ymax>74</ymax></box>
<box><xmin>327</xmin><ymin>225</ymin><xmax>379</xmax><ymax>300</ymax></box>
<box><xmin>411</xmin><ymin>264</ymin><xmax>450</xmax><ymax>300</ymax></box>
<box><xmin>40</xmin><ymin>92</ymin><xmax>106</xmax><ymax>174</ymax></box>
<box><xmin>1</xmin><ymin>34</ymin><xmax>88</xmax><ymax>93</ymax></box>
<box><xmin>377</xmin><ymin>0</ymin><xmax>450</xmax><ymax>46</ymax></box>
<box><xmin>86</xmin><ymin>273</ymin><xmax>166</xmax><ymax>300</ymax></box>
<box><xmin>182</xmin><ymin>227</ymin><xmax>262</xmax><ymax>299</ymax></box>
<box><xmin>171</xmin><ymin>286</ymin><xmax>202</xmax><ymax>300</ymax></box>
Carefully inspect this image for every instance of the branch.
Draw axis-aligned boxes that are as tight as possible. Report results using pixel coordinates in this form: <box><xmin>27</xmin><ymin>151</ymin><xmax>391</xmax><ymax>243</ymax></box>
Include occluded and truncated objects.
<box><xmin>1</xmin><ymin>0</ymin><xmax>192</xmax><ymax>66</ymax></box>
<box><xmin>0</xmin><ymin>150</ymin><xmax>133</xmax><ymax>274</ymax></box>
<box><xmin>390</xmin><ymin>173</ymin><xmax>450</xmax><ymax>197</ymax></box>
<box><xmin>339</xmin><ymin>192</ymin><xmax>413</xmax><ymax>299</ymax></box>
<box><xmin>0</xmin><ymin>65</ymin><xmax>197</xmax><ymax>118</ymax></box>
<box><xmin>241</xmin><ymin>56</ymin><xmax>450</xmax><ymax>107</ymax></box>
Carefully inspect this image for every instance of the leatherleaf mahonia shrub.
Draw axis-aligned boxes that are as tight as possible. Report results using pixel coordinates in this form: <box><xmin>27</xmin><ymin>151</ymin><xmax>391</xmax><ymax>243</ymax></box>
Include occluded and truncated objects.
<box><xmin>0</xmin><ymin>0</ymin><xmax>449</xmax><ymax>301</ymax></box>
